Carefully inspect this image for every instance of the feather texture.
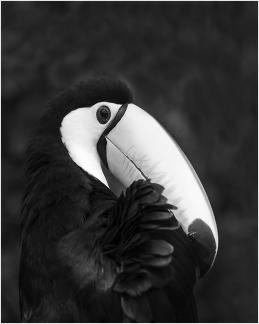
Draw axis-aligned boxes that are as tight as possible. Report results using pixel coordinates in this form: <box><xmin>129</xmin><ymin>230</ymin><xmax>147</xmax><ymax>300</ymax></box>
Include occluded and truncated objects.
<box><xmin>93</xmin><ymin>179</ymin><xmax>198</xmax><ymax>322</ymax></box>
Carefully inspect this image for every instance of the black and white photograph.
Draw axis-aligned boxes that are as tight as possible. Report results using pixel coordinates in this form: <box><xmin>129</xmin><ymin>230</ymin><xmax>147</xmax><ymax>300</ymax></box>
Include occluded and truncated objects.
<box><xmin>1</xmin><ymin>2</ymin><xmax>258</xmax><ymax>323</ymax></box>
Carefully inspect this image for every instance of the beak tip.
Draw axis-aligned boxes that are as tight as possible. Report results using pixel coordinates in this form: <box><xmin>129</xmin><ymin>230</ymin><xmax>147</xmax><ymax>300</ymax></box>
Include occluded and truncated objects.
<box><xmin>188</xmin><ymin>218</ymin><xmax>218</xmax><ymax>277</ymax></box>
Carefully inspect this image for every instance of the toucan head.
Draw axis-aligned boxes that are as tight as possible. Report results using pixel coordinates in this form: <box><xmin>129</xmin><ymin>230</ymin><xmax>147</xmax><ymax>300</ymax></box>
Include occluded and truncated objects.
<box><xmin>52</xmin><ymin>77</ymin><xmax>218</xmax><ymax>277</ymax></box>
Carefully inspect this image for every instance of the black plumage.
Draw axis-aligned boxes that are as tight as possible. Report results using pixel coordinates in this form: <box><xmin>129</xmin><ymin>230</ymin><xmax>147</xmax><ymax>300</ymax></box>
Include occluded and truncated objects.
<box><xmin>20</xmin><ymin>78</ymin><xmax>198</xmax><ymax>322</ymax></box>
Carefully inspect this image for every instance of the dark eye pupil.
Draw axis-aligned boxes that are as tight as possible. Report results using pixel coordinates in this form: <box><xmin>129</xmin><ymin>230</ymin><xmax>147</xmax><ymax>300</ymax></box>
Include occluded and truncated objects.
<box><xmin>100</xmin><ymin>109</ymin><xmax>108</xmax><ymax>118</ymax></box>
<box><xmin>97</xmin><ymin>106</ymin><xmax>111</xmax><ymax>124</ymax></box>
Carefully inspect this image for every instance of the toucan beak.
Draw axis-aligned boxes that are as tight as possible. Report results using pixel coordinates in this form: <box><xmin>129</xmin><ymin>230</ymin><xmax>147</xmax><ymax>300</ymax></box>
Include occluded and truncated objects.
<box><xmin>98</xmin><ymin>103</ymin><xmax>218</xmax><ymax>277</ymax></box>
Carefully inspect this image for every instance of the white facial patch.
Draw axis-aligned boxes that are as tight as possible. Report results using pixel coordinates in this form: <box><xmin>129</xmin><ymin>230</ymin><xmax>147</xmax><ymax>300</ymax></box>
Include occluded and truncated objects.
<box><xmin>60</xmin><ymin>102</ymin><xmax>121</xmax><ymax>186</ymax></box>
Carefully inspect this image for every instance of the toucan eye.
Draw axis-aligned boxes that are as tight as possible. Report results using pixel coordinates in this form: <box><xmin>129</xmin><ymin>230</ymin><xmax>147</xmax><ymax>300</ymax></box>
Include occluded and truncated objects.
<box><xmin>96</xmin><ymin>106</ymin><xmax>111</xmax><ymax>124</ymax></box>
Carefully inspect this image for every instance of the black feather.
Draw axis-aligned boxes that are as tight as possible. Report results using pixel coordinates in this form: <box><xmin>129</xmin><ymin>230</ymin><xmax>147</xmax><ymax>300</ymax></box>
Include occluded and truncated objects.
<box><xmin>20</xmin><ymin>78</ymin><xmax>133</xmax><ymax>322</ymax></box>
<box><xmin>121</xmin><ymin>295</ymin><xmax>152</xmax><ymax>322</ymax></box>
<box><xmin>92</xmin><ymin>179</ymin><xmax>197</xmax><ymax>321</ymax></box>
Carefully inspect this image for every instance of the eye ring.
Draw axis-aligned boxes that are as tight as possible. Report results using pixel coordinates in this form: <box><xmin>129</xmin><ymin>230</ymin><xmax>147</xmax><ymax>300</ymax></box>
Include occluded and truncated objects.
<box><xmin>96</xmin><ymin>106</ymin><xmax>111</xmax><ymax>124</ymax></box>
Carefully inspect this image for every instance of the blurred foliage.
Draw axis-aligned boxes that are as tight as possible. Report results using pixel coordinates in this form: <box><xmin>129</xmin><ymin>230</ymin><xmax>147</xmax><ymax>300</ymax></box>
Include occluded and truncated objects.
<box><xmin>1</xmin><ymin>2</ymin><xmax>258</xmax><ymax>322</ymax></box>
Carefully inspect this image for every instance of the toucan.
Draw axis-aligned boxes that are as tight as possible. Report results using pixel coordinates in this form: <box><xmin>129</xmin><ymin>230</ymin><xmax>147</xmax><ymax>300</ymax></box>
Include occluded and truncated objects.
<box><xmin>19</xmin><ymin>77</ymin><xmax>218</xmax><ymax>322</ymax></box>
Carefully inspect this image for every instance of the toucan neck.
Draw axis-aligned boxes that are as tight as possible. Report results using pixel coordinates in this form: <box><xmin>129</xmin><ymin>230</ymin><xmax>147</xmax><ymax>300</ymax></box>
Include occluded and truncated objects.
<box><xmin>60</xmin><ymin>137</ymin><xmax>108</xmax><ymax>187</ymax></box>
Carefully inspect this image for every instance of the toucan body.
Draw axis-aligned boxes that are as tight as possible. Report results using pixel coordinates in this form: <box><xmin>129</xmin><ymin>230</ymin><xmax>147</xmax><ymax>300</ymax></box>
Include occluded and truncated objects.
<box><xmin>20</xmin><ymin>78</ymin><xmax>218</xmax><ymax>322</ymax></box>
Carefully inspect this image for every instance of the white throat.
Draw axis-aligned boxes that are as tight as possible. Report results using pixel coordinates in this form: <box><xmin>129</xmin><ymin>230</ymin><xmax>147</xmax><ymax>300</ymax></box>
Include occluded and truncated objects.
<box><xmin>60</xmin><ymin>108</ymin><xmax>108</xmax><ymax>186</ymax></box>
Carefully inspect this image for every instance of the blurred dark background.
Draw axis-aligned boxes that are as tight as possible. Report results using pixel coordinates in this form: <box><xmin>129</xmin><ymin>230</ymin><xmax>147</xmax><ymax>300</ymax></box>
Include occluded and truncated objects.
<box><xmin>2</xmin><ymin>2</ymin><xmax>258</xmax><ymax>322</ymax></box>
